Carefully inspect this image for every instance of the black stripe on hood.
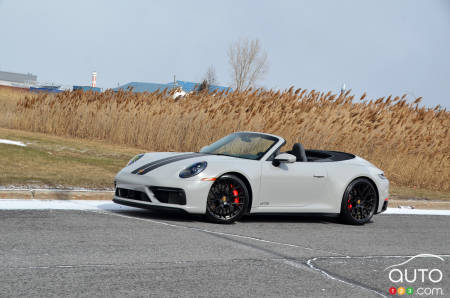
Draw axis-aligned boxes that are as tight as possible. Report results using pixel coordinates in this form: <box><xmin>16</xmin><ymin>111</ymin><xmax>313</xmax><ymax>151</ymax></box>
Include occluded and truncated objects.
<box><xmin>132</xmin><ymin>153</ymin><xmax>207</xmax><ymax>175</ymax></box>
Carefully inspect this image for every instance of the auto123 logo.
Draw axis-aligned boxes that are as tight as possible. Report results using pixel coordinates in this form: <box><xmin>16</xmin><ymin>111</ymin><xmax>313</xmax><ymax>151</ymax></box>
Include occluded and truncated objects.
<box><xmin>385</xmin><ymin>254</ymin><xmax>446</xmax><ymax>296</ymax></box>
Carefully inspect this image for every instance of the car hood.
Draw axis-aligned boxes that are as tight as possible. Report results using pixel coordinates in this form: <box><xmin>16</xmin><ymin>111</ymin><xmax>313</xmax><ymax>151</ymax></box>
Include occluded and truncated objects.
<box><xmin>121</xmin><ymin>152</ymin><xmax>249</xmax><ymax>177</ymax></box>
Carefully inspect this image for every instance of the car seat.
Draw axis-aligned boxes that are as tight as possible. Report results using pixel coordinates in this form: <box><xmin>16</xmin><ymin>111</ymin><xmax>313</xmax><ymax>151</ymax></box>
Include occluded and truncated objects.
<box><xmin>291</xmin><ymin>143</ymin><xmax>307</xmax><ymax>162</ymax></box>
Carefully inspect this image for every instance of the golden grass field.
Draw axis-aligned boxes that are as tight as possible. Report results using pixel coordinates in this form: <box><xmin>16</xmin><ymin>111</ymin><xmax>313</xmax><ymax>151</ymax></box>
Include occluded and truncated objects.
<box><xmin>0</xmin><ymin>127</ymin><xmax>141</xmax><ymax>188</ymax></box>
<box><xmin>0</xmin><ymin>86</ymin><xmax>448</xmax><ymax>192</ymax></box>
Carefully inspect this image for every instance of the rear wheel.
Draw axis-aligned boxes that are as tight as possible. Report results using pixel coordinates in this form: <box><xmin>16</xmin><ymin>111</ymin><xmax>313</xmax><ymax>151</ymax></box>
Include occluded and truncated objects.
<box><xmin>340</xmin><ymin>178</ymin><xmax>377</xmax><ymax>225</ymax></box>
<box><xmin>205</xmin><ymin>174</ymin><xmax>249</xmax><ymax>224</ymax></box>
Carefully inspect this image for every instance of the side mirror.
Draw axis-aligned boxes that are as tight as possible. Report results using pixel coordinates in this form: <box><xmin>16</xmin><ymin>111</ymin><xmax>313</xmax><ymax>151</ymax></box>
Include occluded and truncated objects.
<box><xmin>272</xmin><ymin>153</ymin><xmax>296</xmax><ymax>167</ymax></box>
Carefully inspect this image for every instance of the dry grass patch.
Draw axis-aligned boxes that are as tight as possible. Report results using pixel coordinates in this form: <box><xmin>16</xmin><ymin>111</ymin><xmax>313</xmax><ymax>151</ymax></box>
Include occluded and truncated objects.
<box><xmin>0</xmin><ymin>87</ymin><xmax>448</xmax><ymax>192</ymax></box>
<box><xmin>0</xmin><ymin>127</ymin><xmax>142</xmax><ymax>188</ymax></box>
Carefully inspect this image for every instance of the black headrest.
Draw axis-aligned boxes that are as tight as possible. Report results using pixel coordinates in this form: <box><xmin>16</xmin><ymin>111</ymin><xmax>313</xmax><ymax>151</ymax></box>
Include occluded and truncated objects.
<box><xmin>292</xmin><ymin>143</ymin><xmax>307</xmax><ymax>162</ymax></box>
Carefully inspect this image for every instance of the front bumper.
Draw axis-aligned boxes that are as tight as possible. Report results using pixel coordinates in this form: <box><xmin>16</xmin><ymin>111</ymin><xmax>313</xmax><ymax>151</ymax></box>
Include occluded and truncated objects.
<box><xmin>380</xmin><ymin>200</ymin><xmax>388</xmax><ymax>213</ymax></box>
<box><xmin>113</xmin><ymin>172</ymin><xmax>213</xmax><ymax>214</ymax></box>
<box><xmin>375</xmin><ymin>178</ymin><xmax>389</xmax><ymax>214</ymax></box>
<box><xmin>113</xmin><ymin>197</ymin><xmax>188</xmax><ymax>213</ymax></box>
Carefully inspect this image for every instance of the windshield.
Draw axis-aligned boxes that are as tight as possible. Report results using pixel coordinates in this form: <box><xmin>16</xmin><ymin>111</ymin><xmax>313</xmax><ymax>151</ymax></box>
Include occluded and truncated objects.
<box><xmin>200</xmin><ymin>132</ymin><xmax>279</xmax><ymax>160</ymax></box>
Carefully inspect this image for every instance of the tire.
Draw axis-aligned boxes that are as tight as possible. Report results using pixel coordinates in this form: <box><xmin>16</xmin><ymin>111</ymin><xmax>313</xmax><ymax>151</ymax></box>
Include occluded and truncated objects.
<box><xmin>205</xmin><ymin>174</ymin><xmax>249</xmax><ymax>224</ymax></box>
<box><xmin>340</xmin><ymin>178</ymin><xmax>377</xmax><ymax>225</ymax></box>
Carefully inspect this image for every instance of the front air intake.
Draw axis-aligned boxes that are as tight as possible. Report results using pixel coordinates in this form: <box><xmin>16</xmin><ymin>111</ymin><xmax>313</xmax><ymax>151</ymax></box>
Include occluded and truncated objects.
<box><xmin>149</xmin><ymin>187</ymin><xmax>186</xmax><ymax>205</ymax></box>
<box><xmin>115</xmin><ymin>188</ymin><xmax>151</xmax><ymax>202</ymax></box>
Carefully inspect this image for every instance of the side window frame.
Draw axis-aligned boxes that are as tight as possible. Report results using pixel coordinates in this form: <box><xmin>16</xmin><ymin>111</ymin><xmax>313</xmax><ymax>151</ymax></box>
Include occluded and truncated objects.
<box><xmin>266</xmin><ymin>141</ymin><xmax>286</xmax><ymax>161</ymax></box>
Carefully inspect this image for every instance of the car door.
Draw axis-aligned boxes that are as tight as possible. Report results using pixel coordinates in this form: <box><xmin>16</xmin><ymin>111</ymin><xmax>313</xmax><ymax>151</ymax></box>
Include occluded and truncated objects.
<box><xmin>257</xmin><ymin>160</ymin><xmax>330</xmax><ymax>212</ymax></box>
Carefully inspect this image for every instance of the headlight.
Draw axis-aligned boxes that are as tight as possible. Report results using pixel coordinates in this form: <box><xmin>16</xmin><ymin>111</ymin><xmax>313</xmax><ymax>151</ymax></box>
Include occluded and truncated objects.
<box><xmin>378</xmin><ymin>173</ymin><xmax>387</xmax><ymax>180</ymax></box>
<box><xmin>127</xmin><ymin>154</ymin><xmax>144</xmax><ymax>166</ymax></box>
<box><xmin>179</xmin><ymin>161</ymin><xmax>207</xmax><ymax>178</ymax></box>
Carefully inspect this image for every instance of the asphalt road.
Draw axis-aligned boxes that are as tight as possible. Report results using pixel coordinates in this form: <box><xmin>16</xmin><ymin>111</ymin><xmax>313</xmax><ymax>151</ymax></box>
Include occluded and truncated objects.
<box><xmin>0</xmin><ymin>208</ymin><xmax>449</xmax><ymax>297</ymax></box>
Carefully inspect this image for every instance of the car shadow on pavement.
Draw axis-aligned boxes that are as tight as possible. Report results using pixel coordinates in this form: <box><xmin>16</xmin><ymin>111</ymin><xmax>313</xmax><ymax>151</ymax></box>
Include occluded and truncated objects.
<box><xmin>240</xmin><ymin>213</ymin><xmax>343</xmax><ymax>224</ymax></box>
<box><xmin>108</xmin><ymin>209</ymin><xmax>202</xmax><ymax>223</ymax></box>
<box><xmin>103</xmin><ymin>208</ymin><xmax>365</xmax><ymax>226</ymax></box>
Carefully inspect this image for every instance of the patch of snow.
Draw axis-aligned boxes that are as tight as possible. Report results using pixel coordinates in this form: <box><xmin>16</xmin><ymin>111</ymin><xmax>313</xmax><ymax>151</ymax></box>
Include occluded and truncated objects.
<box><xmin>0</xmin><ymin>200</ymin><xmax>137</xmax><ymax>211</ymax></box>
<box><xmin>172</xmin><ymin>90</ymin><xmax>186</xmax><ymax>99</ymax></box>
<box><xmin>0</xmin><ymin>139</ymin><xmax>26</xmax><ymax>147</ymax></box>
<box><xmin>0</xmin><ymin>186</ymin><xmax>114</xmax><ymax>191</ymax></box>
<box><xmin>384</xmin><ymin>208</ymin><xmax>450</xmax><ymax>216</ymax></box>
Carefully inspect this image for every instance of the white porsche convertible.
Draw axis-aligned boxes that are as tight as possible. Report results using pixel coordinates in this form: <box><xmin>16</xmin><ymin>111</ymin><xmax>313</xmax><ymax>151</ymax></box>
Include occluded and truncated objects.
<box><xmin>114</xmin><ymin>132</ymin><xmax>389</xmax><ymax>224</ymax></box>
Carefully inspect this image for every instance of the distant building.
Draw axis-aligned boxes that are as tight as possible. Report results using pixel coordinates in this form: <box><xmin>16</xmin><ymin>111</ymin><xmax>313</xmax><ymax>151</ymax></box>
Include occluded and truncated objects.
<box><xmin>0</xmin><ymin>70</ymin><xmax>37</xmax><ymax>88</ymax></box>
<box><xmin>113</xmin><ymin>80</ymin><xmax>231</xmax><ymax>94</ymax></box>
<box><xmin>30</xmin><ymin>85</ymin><xmax>64</xmax><ymax>93</ymax></box>
<box><xmin>171</xmin><ymin>80</ymin><xmax>230</xmax><ymax>93</ymax></box>
<box><xmin>73</xmin><ymin>85</ymin><xmax>101</xmax><ymax>92</ymax></box>
<box><xmin>114</xmin><ymin>82</ymin><xmax>177</xmax><ymax>93</ymax></box>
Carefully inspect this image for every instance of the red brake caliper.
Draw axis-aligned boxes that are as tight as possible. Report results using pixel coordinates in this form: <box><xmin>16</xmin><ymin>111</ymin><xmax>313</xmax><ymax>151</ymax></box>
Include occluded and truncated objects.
<box><xmin>232</xmin><ymin>189</ymin><xmax>239</xmax><ymax>203</ymax></box>
<box><xmin>348</xmin><ymin>199</ymin><xmax>352</xmax><ymax>209</ymax></box>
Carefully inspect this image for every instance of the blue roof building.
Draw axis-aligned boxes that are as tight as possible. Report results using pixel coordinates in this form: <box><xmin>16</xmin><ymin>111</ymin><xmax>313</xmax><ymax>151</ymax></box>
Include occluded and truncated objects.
<box><xmin>73</xmin><ymin>85</ymin><xmax>101</xmax><ymax>92</ymax></box>
<box><xmin>113</xmin><ymin>80</ymin><xmax>231</xmax><ymax>93</ymax></box>
<box><xmin>170</xmin><ymin>81</ymin><xmax>231</xmax><ymax>93</ymax></box>
<box><xmin>113</xmin><ymin>82</ymin><xmax>174</xmax><ymax>93</ymax></box>
<box><xmin>30</xmin><ymin>86</ymin><xmax>64</xmax><ymax>93</ymax></box>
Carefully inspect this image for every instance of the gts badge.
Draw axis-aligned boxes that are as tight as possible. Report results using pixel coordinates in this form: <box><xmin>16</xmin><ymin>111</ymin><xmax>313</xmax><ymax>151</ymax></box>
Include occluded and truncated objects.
<box><xmin>260</xmin><ymin>202</ymin><xmax>270</xmax><ymax>206</ymax></box>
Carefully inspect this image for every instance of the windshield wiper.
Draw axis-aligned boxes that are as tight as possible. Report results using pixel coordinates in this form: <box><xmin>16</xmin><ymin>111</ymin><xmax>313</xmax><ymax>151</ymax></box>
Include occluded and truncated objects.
<box><xmin>211</xmin><ymin>153</ymin><xmax>234</xmax><ymax>157</ymax></box>
<box><xmin>210</xmin><ymin>153</ymin><xmax>253</xmax><ymax>160</ymax></box>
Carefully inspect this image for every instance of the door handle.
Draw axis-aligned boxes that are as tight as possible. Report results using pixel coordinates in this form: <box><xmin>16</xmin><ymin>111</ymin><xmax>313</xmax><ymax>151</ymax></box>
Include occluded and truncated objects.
<box><xmin>313</xmin><ymin>175</ymin><xmax>325</xmax><ymax>178</ymax></box>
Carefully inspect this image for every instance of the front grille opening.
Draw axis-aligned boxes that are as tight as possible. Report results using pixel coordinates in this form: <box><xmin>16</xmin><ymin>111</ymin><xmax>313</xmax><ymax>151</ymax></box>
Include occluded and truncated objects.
<box><xmin>115</xmin><ymin>188</ymin><xmax>151</xmax><ymax>202</ymax></box>
<box><xmin>149</xmin><ymin>187</ymin><xmax>186</xmax><ymax>205</ymax></box>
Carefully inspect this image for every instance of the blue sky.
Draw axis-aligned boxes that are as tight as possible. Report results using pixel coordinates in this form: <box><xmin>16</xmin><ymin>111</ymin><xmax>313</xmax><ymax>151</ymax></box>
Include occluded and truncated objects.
<box><xmin>0</xmin><ymin>0</ymin><xmax>449</xmax><ymax>107</ymax></box>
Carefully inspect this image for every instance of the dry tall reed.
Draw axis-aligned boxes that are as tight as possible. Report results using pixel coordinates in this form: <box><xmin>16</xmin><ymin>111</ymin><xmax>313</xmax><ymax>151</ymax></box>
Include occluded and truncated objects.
<box><xmin>2</xmin><ymin>88</ymin><xmax>449</xmax><ymax>191</ymax></box>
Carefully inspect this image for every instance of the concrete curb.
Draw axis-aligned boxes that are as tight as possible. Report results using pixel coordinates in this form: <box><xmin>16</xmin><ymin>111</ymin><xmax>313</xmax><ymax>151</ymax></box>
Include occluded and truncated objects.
<box><xmin>0</xmin><ymin>189</ymin><xmax>113</xmax><ymax>200</ymax></box>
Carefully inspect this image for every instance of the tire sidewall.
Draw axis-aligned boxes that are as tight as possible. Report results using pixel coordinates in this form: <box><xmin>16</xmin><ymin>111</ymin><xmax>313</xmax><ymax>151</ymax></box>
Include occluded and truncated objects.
<box><xmin>205</xmin><ymin>174</ymin><xmax>249</xmax><ymax>224</ymax></box>
<box><xmin>340</xmin><ymin>178</ymin><xmax>377</xmax><ymax>225</ymax></box>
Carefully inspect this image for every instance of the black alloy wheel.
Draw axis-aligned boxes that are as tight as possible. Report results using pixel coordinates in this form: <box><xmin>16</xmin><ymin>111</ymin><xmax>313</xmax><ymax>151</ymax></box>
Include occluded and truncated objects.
<box><xmin>340</xmin><ymin>178</ymin><xmax>377</xmax><ymax>225</ymax></box>
<box><xmin>206</xmin><ymin>174</ymin><xmax>249</xmax><ymax>224</ymax></box>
